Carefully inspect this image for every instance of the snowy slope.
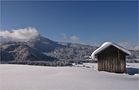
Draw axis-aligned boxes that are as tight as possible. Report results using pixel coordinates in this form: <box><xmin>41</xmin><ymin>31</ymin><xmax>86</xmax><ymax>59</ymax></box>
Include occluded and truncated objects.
<box><xmin>0</xmin><ymin>64</ymin><xmax>139</xmax><ymax>90</ymax></box>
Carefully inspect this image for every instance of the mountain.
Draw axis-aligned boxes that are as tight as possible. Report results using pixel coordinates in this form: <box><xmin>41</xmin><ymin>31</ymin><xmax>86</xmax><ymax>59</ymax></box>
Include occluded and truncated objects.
<box><xmin>0</xmin><ymin>36</ymin><xmax>97</xmax><ymax>64</ymax></box>
<box><xmin>0</xmin><ymin>42</ymin><xmax>57</xmax><ymax>63</ymax></box>
<box><xmin>0</xmin><ymin>36</ymin><xmax>139</xmax><ymax>64</ymax></box>
<box><xmin>46</xmin><ymin>42</ymin><xmax>97</xmax><ymax>61</ymax></box>
<box><xmin>0</xmin><ymin>36</ymin><xmax>63</xmax><ymax>63</ymax></box>
<box><xmin>26</xmin><ymin>36</ymin><xmax>64</xmax><ymax>52</ymax></box>
<box><xmin>127</xmin><ymin>50</ymin><xmax>139</xmax><ymax>63</ymax></box>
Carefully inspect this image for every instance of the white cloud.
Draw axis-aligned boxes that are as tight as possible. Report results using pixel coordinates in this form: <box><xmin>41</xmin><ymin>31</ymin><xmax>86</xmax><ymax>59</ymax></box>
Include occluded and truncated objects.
<box><xmin>62</xmin><ymin>33</ymin><xmax>68</xmax><ymax>42</ymax></box>
<box><xmin>61</xmin><ymin>34</ymin><xmax>80</xmax><ymax>43</ymax></box>
<box><xmin>0</xmin><ymin>27</ymin><xmax>39</xmax><ymax>42</ymax></box>
<box><xmin>70</xmin><ymin>35</ymin><xmax>79</xmax><ymax>42</ymax></box>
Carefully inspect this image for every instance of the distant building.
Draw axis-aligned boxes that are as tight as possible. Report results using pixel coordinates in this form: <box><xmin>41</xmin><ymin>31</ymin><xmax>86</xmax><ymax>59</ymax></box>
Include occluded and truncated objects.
<box><xmin>91</xmin><ymin>42</ymin><xmax>131</xmax><ymax>73</ymax></box>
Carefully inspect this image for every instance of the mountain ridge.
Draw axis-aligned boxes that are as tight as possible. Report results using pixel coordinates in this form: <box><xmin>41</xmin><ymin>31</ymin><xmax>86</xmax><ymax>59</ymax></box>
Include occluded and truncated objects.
<box><xmin>0</xmin><ymin>36</ymin><xmax>139</xmax><ymax>64</ymax></box>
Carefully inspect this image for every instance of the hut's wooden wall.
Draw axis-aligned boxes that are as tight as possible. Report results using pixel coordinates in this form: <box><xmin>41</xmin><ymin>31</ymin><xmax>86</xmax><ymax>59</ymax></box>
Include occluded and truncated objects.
<box><xmin>97</xmin><ymin>45</ymin><xmax>126</xmax><ymax>73</ymax></box>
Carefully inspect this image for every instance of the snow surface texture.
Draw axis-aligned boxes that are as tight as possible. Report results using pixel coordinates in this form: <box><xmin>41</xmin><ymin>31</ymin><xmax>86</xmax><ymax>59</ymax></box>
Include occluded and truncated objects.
<box><xmin>91</xmin><ymin>42</ymin><xmax>131</xmax><ymax>60</ymax></box>
<box><xmin>0</xmin><ymin>63</ymin><xmax>139</xmax><ymax>90</ymax></box>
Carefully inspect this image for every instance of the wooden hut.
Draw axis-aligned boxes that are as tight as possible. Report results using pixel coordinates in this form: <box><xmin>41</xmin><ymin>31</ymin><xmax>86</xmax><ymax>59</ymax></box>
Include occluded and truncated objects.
<box><xmin>91</xmin><ymin>42</ymin><xmax>131</xmax><ymax>73</ymax></box>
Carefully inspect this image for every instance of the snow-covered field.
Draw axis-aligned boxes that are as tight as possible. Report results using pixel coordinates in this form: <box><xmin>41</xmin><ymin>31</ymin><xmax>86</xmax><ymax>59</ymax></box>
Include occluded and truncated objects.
<box><xmin>0</xmin><ymin>63</ymin><xmax>139</xmax><ymax>90</ymax></box>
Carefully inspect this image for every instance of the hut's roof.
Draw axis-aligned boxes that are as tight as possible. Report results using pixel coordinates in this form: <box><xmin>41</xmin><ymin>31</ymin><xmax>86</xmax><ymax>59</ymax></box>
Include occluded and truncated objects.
<box><xmin>91</xmin><ymin>42</ymin><xmax>131</xmax><ymax>59</ymax></box>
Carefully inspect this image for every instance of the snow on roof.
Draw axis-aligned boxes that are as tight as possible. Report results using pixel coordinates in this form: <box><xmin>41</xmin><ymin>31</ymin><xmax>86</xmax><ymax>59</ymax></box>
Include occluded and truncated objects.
<box><xmin>91</xmin><ymin>42</ymin><xmax>131</xmax><ymax>60</ymax></box>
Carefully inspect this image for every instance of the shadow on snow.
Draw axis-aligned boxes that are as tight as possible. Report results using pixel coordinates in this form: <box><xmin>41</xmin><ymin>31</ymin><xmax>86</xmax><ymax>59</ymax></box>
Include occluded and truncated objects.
<box><xmin>126</xmin><ymin>67</ymin><xmax>139</xmax><ymax>75</ymax></box>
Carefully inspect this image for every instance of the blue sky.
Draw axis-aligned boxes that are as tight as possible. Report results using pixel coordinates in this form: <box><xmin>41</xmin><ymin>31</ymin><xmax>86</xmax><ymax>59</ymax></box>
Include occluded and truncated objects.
<box><xmin>1</xmin><ymin>0</ymin><xmax>138</xmax><ymax>45</ymax></box>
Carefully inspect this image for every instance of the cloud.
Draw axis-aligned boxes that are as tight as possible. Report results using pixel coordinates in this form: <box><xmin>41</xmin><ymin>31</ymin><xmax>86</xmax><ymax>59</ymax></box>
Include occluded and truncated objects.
<box><xmin>0</xmin><ymin>27</ymin><xmax>39</xmax><ymax>42</ymax></box>
<box><xmin>70</xmin><ymin>35</ymin><xmax>79</xmax><ymax>42</ymax></box>
<box><xmin>62</xmin><ymin>33</ymin><xmax>68</xmax><ymax>42</ymax></box>
<box><xmin>61</xmin><ymin>34</ymin><xmax>80</xmax><ymax>43</ymax></box>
